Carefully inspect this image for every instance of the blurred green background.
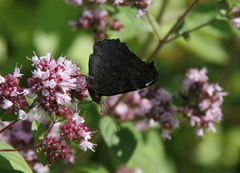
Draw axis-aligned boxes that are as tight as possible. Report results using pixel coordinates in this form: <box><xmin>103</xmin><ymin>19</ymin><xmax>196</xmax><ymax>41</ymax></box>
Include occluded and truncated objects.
<box><xmin>0</xmin><ymin>0</ymin><xmax>240</xmax><ymax>173</ymax></box>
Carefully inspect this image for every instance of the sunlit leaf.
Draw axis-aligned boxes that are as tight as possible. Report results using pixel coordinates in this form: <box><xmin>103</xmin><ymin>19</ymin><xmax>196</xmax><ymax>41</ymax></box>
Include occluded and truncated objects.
<box><xmin>76</xmin><ymin>162</ymin><xmax>110</xmax><ymax>173</ymax></box>
<box><xmin>0</xmin><ymin>142</ymin><xmax>32</xmax><ymax>173</ymax></box>
<box><xmin>216</xmin><ymin>0</ymin><xmax>230</xmax><ymax>16</ymax></box>
<box><xmin>1</xmin><ymin>112</ymin><xmax>18</xmax><ymax>121</ymax></box>
<box><xmin>126</xmin><ymin>130</ymin><xmax>175</xmax><ymax>173</ymax></box>
<box><xmin>118</xmin><ymin>6</ymin><xmax>153</xmax><ymax>32</ymax></box>
<box><xmin>100</xmin><ymin>117</ymin><xmax>138</xmax><ymax>164</ymax></box>
<box><xmin>31</xmin><ymin>120</ymin><xmax>46</xmax><ymax>142</ymax></box>
<box><xmin>37</xmin><ymin>148</ymin><xmax>48</xmax><ymax>166</ymax></box>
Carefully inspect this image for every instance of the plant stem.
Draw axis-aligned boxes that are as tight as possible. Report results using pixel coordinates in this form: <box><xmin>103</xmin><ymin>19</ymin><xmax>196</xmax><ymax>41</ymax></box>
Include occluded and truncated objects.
<box><xmin>0</xmin><ymin>145</ymin><xmax>41</xmax><ymax>152</ymax></box>
<box><xmin>39</xmin><ymin>121</ymin><xmax>56</xmax><ymax>146</ymax></box>
<box><xmin>146</xmin><ymin>12</ymin><xmax>161</xmax><ymax>41</ymax></box>
<box><xmin>157</xmin><ymin>0</ymin><xmax>170</xmax><ymax>23</ymax></box>
<box><xmin>166</xmin><ymin>18</ymin><xmax>218</xmax><ymax>43</ymax></box>
<box><xmin>0</xmin><ymin>119</ymin><xmax>20</xmax><ymax>134</ymax></box>
<box><xmin>147</xmin><ymin>0</ymin><xmax>200</xmax><ymax>63</ymax></box>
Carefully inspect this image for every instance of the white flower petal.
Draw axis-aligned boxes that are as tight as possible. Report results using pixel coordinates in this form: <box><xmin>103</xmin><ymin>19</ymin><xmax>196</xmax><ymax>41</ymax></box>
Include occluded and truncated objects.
<box><xmin>2</xmin><ymin>98</ymin><xmax>13</xmax><ymax>109</ymax></box>
<box><xmin>0</xmin><ymin>75</ymin><xmax>5</xmax><ymax>84</ymax></box>
<box><xmin>19</xmin><ymin>110</ymin><xmax>28</xmax><ymax>120</ymax></box>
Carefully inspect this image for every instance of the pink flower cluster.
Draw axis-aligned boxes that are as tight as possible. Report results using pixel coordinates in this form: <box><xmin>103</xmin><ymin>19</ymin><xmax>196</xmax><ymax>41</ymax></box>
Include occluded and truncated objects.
<box><xmin>65</xmin><ymin>0</ymin><xmax>152</xmax><ymax>40</ymax></box>
<box><xmin>106</xmin><ymin>91</ymin><xmax>151</xmax><ymax>120</ymax></box>
<box><xmin>0</xmin><ymin>67</ymin><xmax>28</xmax><ymax>119</ymax></box>
<box><xmin>69</xmin><ymin>8</ymin><xmax>123</xmax><ymax>40</ymax></box>
<box><xmin>232</xmin><ymin>7</ymin><xmax>240</xmax><ymax>29</ymax></box>
<box><xmin>60</xmin><ymin>114</ymin><xmax>97</xmax><ymax>152</ymax></box>
<box><xmin>0</xmin><ymin>120</ymin><xmax>34</xmax><ymax>148</ymax></box>
<box><xmin>42</xmin><ymin>136</ymin><xmax>73</xmax><ymax>164</ymax></box>
<box><xmin>181</xmin><ymin>68</ymin><xmax>228</xmax><ymax>136</ymax></box>
<box><xmin>0</xmin><ymin>118</ymin><xmax>51</xmax><ymax>172</ymax></box>
<box><xmin>69</xmin><ymin>8</ymin><xmax>123</xmax><ymax>41</ymax></box>
<box><xmin>105</xmin><ymin>68</ymin><xmax>227</xmax><ymax>139</ymax></box>
<box><xmin>27</xmin><ymin>53</ymin><xmax>88</xmax><ymax>118</ymax></box>
<box><xmin>117</xmin><ymin>166</ymin><xmax>143</xmax><ymax>173</ymax></box>
<box><xmin>105</xmin><ymin>88</ymin><xmax>179</xmax><ymax>140</ymax></box>
<box><xmin>40</xmin><ymin>113</ymin><xmax>97</xmax><ymax>165</ymax></box>
<box><xmin>131</xmin><ymin>0</ymin><xmax>153</xmax><ymax>17</ymax></box>
<box><xmin>139</xmin><ymin>87</ymin><xmax>179</xmax><ymax>140</ymax></box>
<box><xmin>0</xmin><ymin>53</ymin><xmax>97</xmax><ymax>167</ymax></box>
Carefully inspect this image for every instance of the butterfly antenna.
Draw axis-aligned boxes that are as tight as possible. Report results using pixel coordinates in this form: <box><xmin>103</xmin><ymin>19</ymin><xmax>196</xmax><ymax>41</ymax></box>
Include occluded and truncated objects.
<box><xmin>101</xmin><ymin>100</ymin><xmax>120</xmax><ymax>131</ymax></box>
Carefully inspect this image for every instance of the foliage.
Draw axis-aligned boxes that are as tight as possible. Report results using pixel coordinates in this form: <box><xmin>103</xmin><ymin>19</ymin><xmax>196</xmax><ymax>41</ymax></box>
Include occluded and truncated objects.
<box><xmin>0</xmin><ymin>0</ymin><xmax>240</xmax><ymax>173</ymax></box>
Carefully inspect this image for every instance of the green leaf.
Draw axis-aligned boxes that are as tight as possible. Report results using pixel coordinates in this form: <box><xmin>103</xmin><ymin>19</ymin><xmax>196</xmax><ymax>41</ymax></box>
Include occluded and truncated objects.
<box><xmin>181</xmin><ymin>31</ymin><xmax>191</xmax><ymax>42</ymax></box>
<box><xmin>216</xmin><ymin>14</ymin><xmax>229</xmax><ymax>21</ymax></box>
<box><xmin>108</xmin><ymin>7</ymin><xmax>156</xmax><ymax>40</ymax></box>
<box><xmin>76</xmin><ymin>162</ymin><xmax>110</xmax><ymax>173</ymax></box>
<box><xmin>0</xmin><ymin>142</ymin><xmax>32</xmax><ymax>173</ymax></box>
<box><xmin>37</xmin><ymin>148</ymin><xmax>48</xmax><ymax>166</ymax></box>
<box><xmin>216</xmin><ymin>0</ymin><xmax>230</xmax><ymax>16</ymax></box>
<box><xmin>31</xmin><ymin>120</ymin><xmax>46</xmax><ymax>142</ymax></box>
<box><xmin>2</xmin><ymin>112</ymin><xmax>18</xmax><ymax>121</ymax></box>
<box><xmin>173</xmin><ymin>20</ymin><xmax>185</xmax><ymax>35</ymax></box>
<box><xmin>100</xmin><ymin>117</ymin><xmax>138</xmax><ymax>164</ymax></box>
<box><xmin>177</xmin><ymin>30</ymin><xmax>229</xmax><ymax>64</ymax></box>
<box><xmin>100</xmin><ymin>116</ymin><xmax>120</xmax><ymax>147</ymax></box>
<box><xmin>126</xmin><ymin>130</ymin><xmax>175</xmax><ymax>173</ymax></box>
<box><xmin>118</xmin><ymin>6</ymin><xmax>153</xmax><ymax>32</ymax></box>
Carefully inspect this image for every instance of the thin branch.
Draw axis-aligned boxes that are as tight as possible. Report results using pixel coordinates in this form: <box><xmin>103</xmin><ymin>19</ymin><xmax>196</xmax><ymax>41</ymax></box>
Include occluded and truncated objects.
<box><xmin>157</xmin><ymin>0</ymin><xmax>171</xmax><ymax>23</ymax></box>
<box><xmin>163</xmin><ymin>0</ymin><xmax>200</xmax><ymax>42</ymax></box>
<box><xmin>146</xmin><ymin>12</ymin><xmax>161</xmax><ymax>41</ymax></box>
<box><xmin>0</xmin><ymin>119</ymin><xmax>20</xmax><ymax>134</ymax></box>
<box><xmin>0</xmin><ymin>120</ymin><xmax>57</xmax><ymax>152</ymax></box>
<box><xmin>0</xmin><ymin>145</ymin><xmax>41</xmax><ymax>152</ymax></box>
<box><xmin>39</xmin><ymin>121</ymin><xmax>56</xmax><ymax>146</ymax></box>
<box><xmin>147</xmin><ymin>0</ymin><xmax>200</xmax><ymax>63</ymax></box>
<box><xmin>166</xmin><ymin>18</ymin><xmax>218</xmax><ymax>43</ymax></box>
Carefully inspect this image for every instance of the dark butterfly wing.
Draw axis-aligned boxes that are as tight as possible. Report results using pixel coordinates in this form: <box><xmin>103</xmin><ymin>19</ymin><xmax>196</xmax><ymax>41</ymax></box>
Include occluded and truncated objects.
<box><xmin>87</xmin><ymin>39</ymin><xmax>159</xmax><ymax>103</ymax></box>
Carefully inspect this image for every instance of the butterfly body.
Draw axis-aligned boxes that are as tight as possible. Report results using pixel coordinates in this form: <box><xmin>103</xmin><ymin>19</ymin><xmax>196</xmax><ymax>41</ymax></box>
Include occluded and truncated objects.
<box><xmin>87</xmin><ymin>39</ymin><xmax>159</xmax><ymax>104</ymax></box>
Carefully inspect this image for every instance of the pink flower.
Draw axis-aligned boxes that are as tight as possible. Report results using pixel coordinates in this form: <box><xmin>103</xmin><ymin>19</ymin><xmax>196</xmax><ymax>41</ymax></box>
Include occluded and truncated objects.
<box><xmin>27</xmin><ymin>53</ymin><xmax>87</xmax><ymax>118</ymax></box>
<box><xmin>113</xmin><ymin>0</ymin><xmax>125</xmax><ymax>6</ymax></box>
<box><xmin>181</xmin><ymin>68</ymin><xmax>227</xmax><ymax>136</ymax></box>
<box><xmin>183</xmin><ymin>67</ymin><xmax>208</xmax><ymax>89</ymax></box>
<box><xmin>139</xmin><ymin>87</ymin><xmax>179</xmax><ymax>140</ymax></box>
<box><xmin>0</xmin><ymin>68</ymin><xmax>28</xmax><ymax>112</ymax></box>
<box><xmin>233</xmin><ymin>7</ymin><xmax>240</xmax><ymax>14</ymax></box>
<box><xmin>60</xmin><ymin>114</ymin><xmax>97</xmax><ymax>152</ymax></box>
<box><xmin>106</xmin><ymin>91</ymin><xmax>151</xmax><ymax>120</ymax></box>
<box><xmin>65</xmin><ymin>0</ymin><xmax>150</xmax><ymax>40</ymax></box>
<box><xmin>43</xmin><ymin>137</ymin><xmax>73</xmax><ymax>164</ymax></box>
<box><xmin>65</xmin><ymin>0</ymin><xmax>83</xmax><ymax>7</ymax></box>
<box><xmin>117</xmin><ymin>166</ymin><xmax>143</xmax><ymax>173</ymax></box>
<box><xmin>19</xmin><ymin>109</ymin><xmax>28</xmax><ymax>120</ymax></box>
<box><xmin>33</xmin><ymin>163</ymin><xmax>49</xmax><ymax>173</ymax></box>
<box><xmin>232</xmin><ymin>17</ymin><xmax>240</xmax><ymax>28</ymax></box>
<box><xmin>2</xmin><ymin>98</ymin><xmax>13</xmax><ymax>109</ymax></box>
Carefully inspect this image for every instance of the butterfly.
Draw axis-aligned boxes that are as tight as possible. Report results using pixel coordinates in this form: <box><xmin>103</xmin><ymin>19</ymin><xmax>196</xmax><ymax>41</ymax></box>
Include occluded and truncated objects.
<box><xmin>86</xmin><ymin>39</ymin><xmax>159</xmax><ymax>104</ymax></box>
